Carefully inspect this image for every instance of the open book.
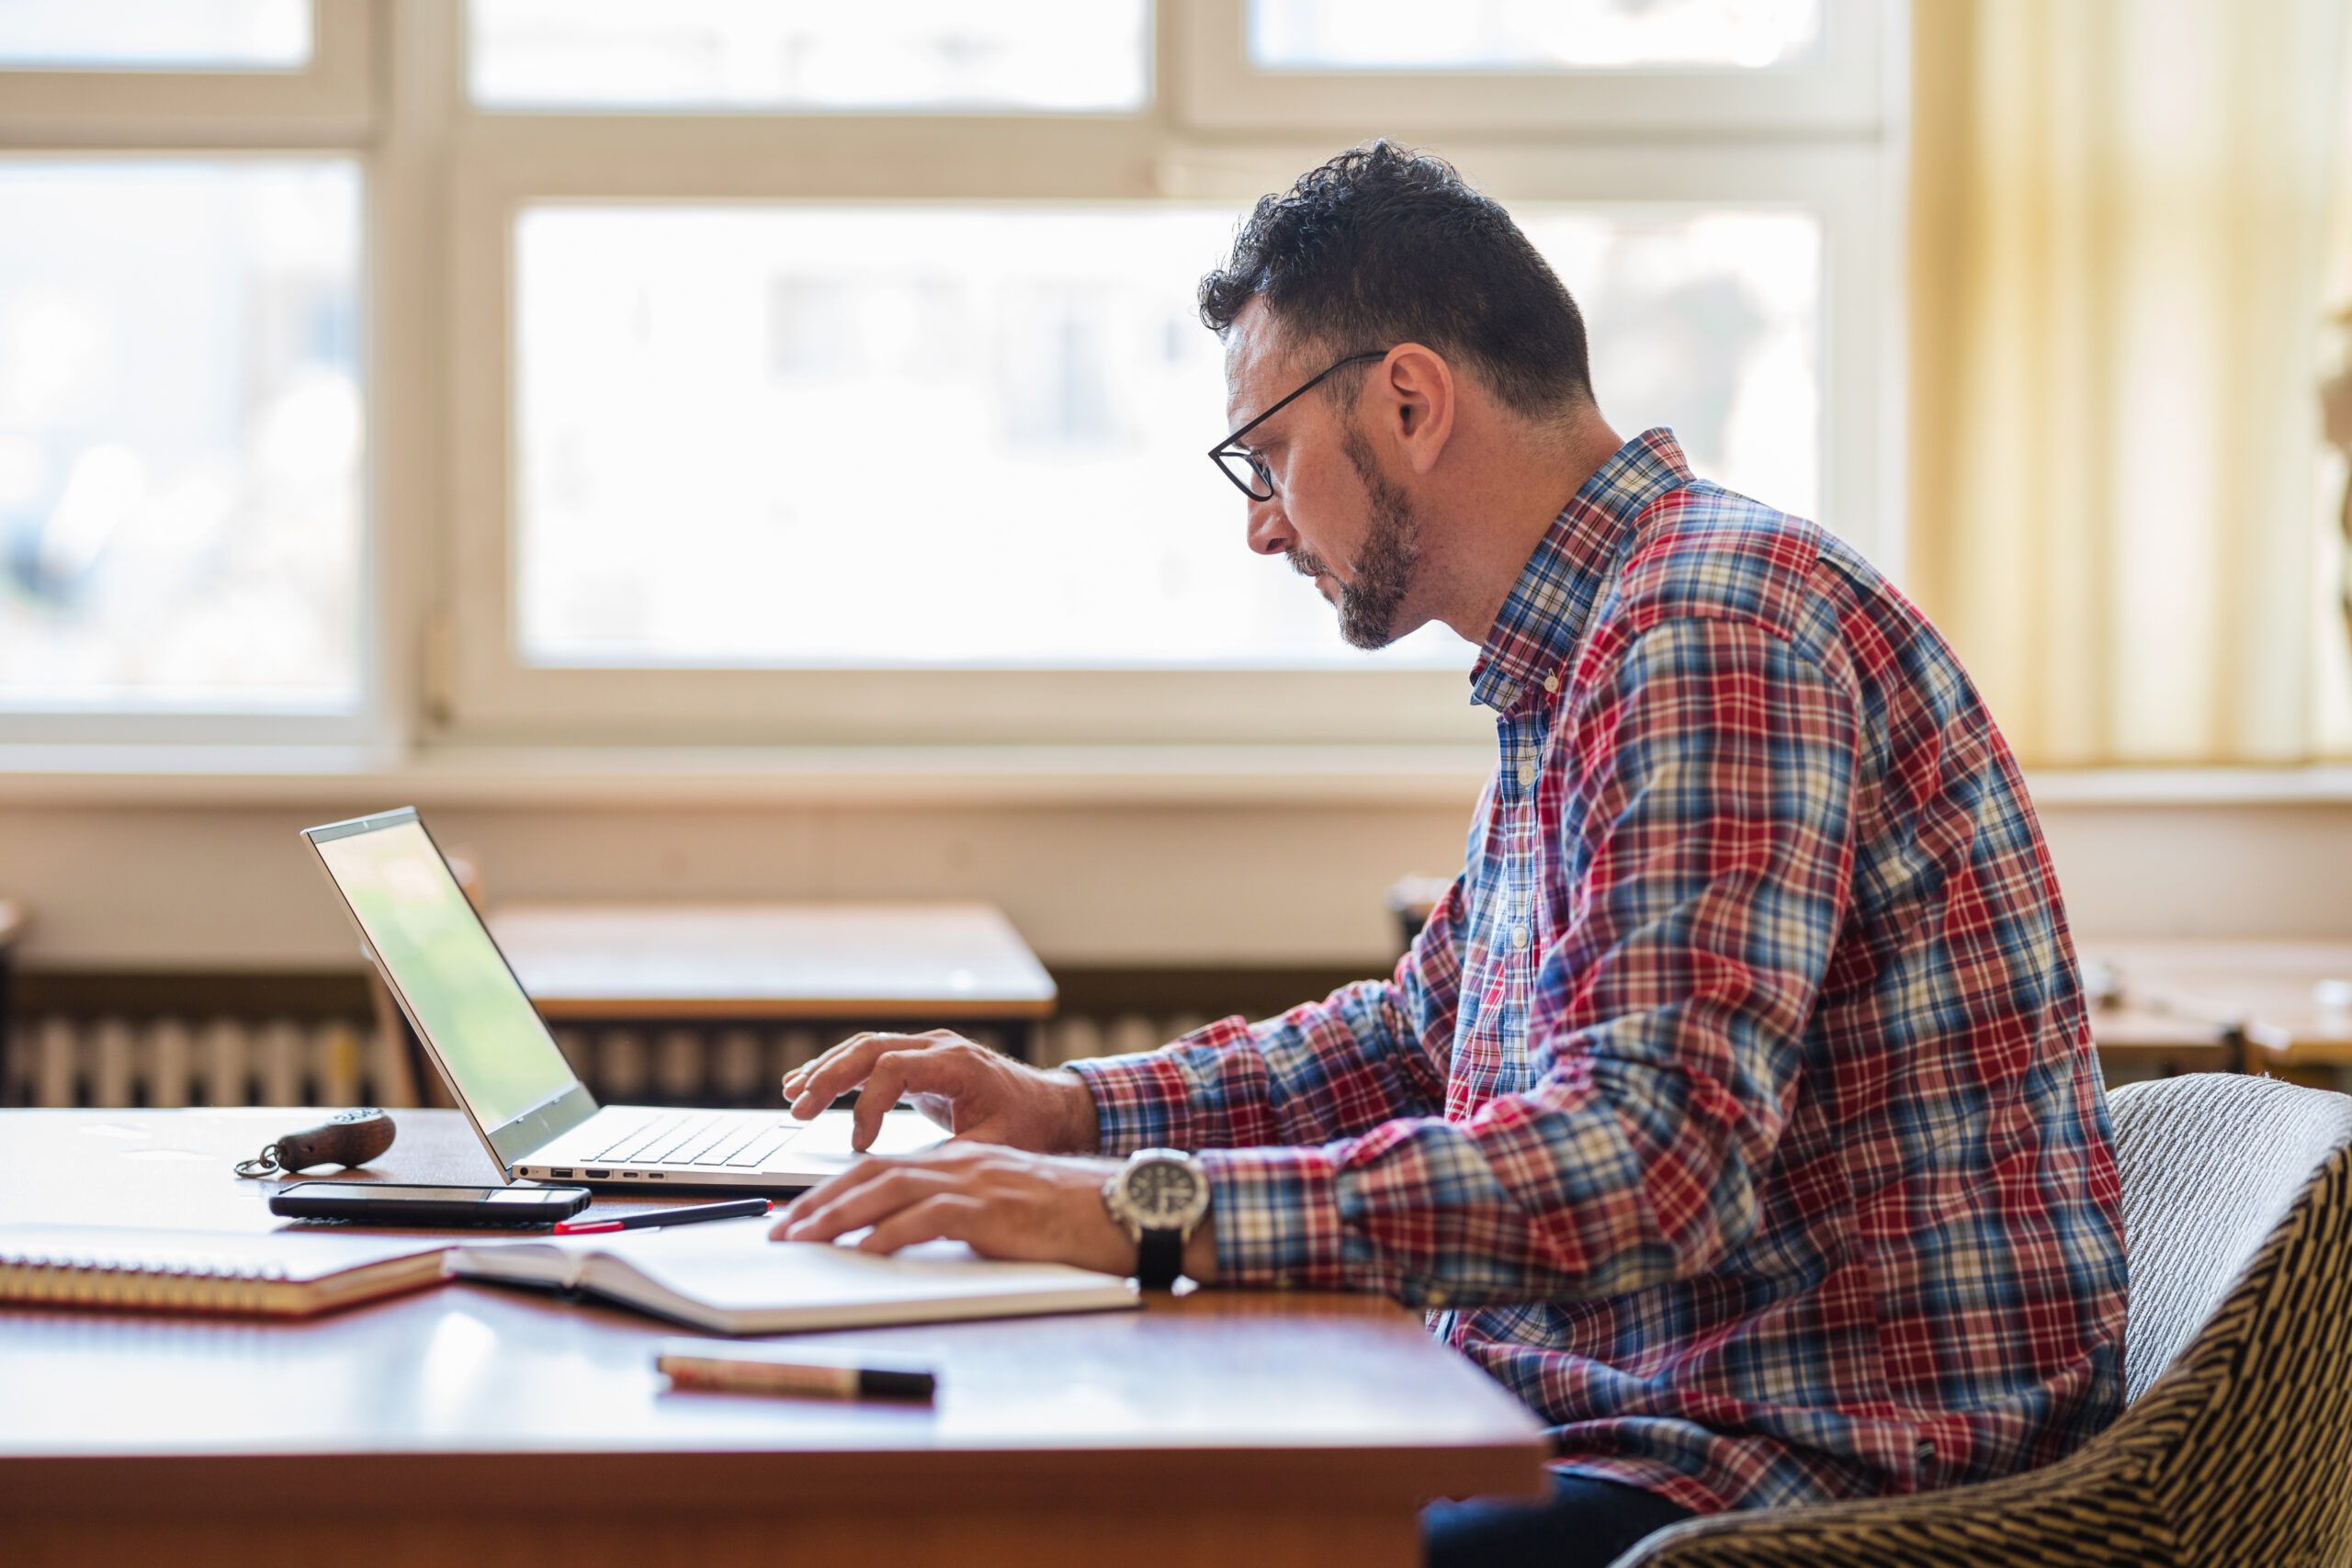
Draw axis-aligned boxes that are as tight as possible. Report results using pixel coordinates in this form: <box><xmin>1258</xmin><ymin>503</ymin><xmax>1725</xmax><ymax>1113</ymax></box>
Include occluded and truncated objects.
<box><xmin>447</xmin><ymin>1216</ymin><xmax>1138</xmax><ymax>1335</ymax></box>
<box><xmin>0</xmin><ymin>1225</ymin><xmax>450</xmax><ymax>1318</ymax></box>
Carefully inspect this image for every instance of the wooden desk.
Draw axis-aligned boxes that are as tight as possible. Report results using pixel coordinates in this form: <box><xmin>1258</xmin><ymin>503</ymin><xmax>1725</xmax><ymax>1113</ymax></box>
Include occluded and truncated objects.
<box><xmin>0</xmin><ymin>1109</ymin><xmax>1547</xmax><ymax>1568</ymax></box>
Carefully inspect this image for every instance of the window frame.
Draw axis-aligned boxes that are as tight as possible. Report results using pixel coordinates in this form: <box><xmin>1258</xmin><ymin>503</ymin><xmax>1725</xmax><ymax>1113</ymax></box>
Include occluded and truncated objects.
<box><xmin>438</xmin><ymin>0</ymin><xmax>1905</xmax><ymax>749</ymax></box>
<box><xmin>0</xmin><ymin>0</ymin><xmax>373</xmax><ymax>146</ymax></box>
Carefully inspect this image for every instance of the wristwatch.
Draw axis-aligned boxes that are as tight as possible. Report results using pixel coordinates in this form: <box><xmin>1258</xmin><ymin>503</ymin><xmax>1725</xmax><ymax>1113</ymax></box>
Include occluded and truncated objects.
<box><xmin>1100</xmin><ymin>1148</ymin><xmax>1211</xmax><ymax>1289</ymax></box>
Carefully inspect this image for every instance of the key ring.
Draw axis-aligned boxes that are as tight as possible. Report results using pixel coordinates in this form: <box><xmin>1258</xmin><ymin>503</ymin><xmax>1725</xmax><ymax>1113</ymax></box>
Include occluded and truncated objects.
<box><xmin>233</xmin><ymin>1145</ymin><xmax>286</xmax><ymax>1179</ymax></box>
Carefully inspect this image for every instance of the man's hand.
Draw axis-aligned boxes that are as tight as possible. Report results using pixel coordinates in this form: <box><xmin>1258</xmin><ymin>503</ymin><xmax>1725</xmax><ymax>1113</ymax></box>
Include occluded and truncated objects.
<box><xmin>783</xmin><ymin>1028</ymin><xmax>1100</xmax><ymax>1154</ymax></box>
<box><xmin>771</xmin><ymin>1145</ymin><xmax>1128</xmax><ymax>1271</ymax></box>
<box><xmin>770</xmin><ymin>1144</ymin><xmax>1221</xmax><ymax>1282</ymax></box>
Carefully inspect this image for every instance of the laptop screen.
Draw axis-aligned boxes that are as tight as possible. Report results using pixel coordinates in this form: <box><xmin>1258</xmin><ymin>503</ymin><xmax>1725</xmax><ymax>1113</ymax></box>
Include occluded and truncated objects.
<box><xmin>309</xmin><ymin>815</ymin><xmax>580</xmax><ymax>1133</ymax></box>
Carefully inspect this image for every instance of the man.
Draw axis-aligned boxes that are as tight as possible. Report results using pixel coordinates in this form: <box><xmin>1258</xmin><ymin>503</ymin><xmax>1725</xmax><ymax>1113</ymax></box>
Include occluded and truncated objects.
<box><xmin>773</xmin><ymin>142</ymin><xmax>2127</xmax><ymax>1566</ymax></box>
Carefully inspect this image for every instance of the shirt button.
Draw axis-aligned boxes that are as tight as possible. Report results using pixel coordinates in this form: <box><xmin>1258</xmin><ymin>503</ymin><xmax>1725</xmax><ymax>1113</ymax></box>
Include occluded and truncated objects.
<box><xmin>1517</xmin><ymin>761</ymin><xmax>1537</xmax><ymax>786</ymax></box>
<box><xmin>1543</xmin><ymin>673</ymin><xmax>1560</xmax><ymax>694</ymax></box>
<box><xmin>1511</xmin><ymin>926</ymin><xmax>1530</xmax><ymax>952</ymax></box>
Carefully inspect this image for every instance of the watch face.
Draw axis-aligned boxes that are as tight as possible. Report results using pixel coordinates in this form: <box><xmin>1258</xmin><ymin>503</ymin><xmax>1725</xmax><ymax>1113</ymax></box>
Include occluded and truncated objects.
<box><xmin>1124</xmin><ymin>1158</ymin><xmax>1204</xmax><ymax>1227</ymax></box>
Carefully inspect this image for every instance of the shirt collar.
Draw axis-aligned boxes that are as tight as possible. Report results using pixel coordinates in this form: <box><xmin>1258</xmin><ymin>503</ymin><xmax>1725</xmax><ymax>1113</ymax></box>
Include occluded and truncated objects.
<box><xmin>1469</xmin><ymin>427</ymin><xmax>1695</xmax><ymax>713</ymax></box>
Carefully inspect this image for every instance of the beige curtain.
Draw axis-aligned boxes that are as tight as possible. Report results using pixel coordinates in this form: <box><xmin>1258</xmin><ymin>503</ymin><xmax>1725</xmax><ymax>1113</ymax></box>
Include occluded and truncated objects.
<box><xmin>1908</xmin><ymin>0</ymin><xmax>2348</xmax><ymax>767</ymax></box>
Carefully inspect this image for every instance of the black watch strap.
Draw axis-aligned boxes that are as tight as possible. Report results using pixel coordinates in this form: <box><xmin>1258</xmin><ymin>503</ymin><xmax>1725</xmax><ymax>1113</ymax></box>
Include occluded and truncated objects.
<box><xmin>1136</xmin><ymin>1226</ymin><xmax>1185</xmax><ymax>1290</ymax></box>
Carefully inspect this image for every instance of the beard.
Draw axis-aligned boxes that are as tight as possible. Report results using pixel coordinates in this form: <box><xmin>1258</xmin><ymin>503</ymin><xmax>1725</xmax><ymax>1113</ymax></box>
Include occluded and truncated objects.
<box><xmin>1286</xmin><ymin>425</ymin><xmax>1422</xmax><ymax>650</ymax></box>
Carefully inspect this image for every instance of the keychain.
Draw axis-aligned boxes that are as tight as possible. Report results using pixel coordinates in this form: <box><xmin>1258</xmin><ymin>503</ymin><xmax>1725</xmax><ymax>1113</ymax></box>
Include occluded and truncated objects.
<box><xmin>233</xmin><ymin>1107</ymin><xmax>398</xmax><ymax>1178</ymax></box>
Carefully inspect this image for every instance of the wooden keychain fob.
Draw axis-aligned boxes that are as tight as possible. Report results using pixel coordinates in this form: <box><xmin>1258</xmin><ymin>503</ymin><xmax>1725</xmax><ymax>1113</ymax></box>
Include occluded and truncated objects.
<box><xmin>235</xmin><ymin>1108</ymin><xmax>398</xmax><ymax>1177</ymax></box>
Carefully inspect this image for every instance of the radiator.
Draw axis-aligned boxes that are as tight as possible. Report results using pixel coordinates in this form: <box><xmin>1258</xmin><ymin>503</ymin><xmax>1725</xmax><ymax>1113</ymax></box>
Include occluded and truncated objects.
<box><xmin>5</xmin><ymin>1015</ymin><xmax>395</xmax><ymax>1111</ymax></box>
<box><xmin>6</xmin><ymin>1011</ymin><xmax>2208</xmax><ymax>1111</ymax></box>
<box><xmin>3</xmin><ymin>1012</ymin><xmax>1219</xmax><ymax>1111</ymax></box>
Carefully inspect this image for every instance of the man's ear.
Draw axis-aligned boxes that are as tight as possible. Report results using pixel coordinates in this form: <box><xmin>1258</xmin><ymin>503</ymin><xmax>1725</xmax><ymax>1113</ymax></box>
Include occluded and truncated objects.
<box><xmin>1378</xmin><ymin>344</ymin><xmax>1455</xmax><ymax>477</ymax></box>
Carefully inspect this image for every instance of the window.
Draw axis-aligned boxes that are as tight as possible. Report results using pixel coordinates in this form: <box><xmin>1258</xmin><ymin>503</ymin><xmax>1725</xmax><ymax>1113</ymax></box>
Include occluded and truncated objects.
<box><xmin>512</xmin><ymin>201</ymin><xmax>1470</xmax><ymax>671</ymax></box>
<box><xmin>0</xmin><ymin>0</ymin><xmax>1899</xmax><ymax>755</ymax></box>
<box><xmin>509</xmin><ymin>201</ymin><xmax>1819</xmax><ymax>673</ymax></box>
<box><xmin>445</xmin><ymin>0</ymin><xmax>1895</xmax><ymax>748</ymax></box>
<box><xmin>1179</xmin><ymin>0</ymin><xmax>1886</xmax><ymax>134</ymax></box>
<box><xmin>1249</xmin><ymin>0</ymin><xmax>1824</xmax><ymax>72</ymax></box>
<box><xmin>469</xmin><ymin>0</ymin><xmax>1150</xmax><ymax>114</ymax></box>
<box><xmin>0</xmin><ymin>1</ymin><xmax>378</xmax><ymax>743</ymax></box>
<box><xmin>1517</xmin><ymin>207</ymin><xmax>1823</xmax><ymax>525</ymax></box>
<box><xmin>0</xmin><ymin>0</ymin><xmax>311</xmax><ymax>71</ymax></box>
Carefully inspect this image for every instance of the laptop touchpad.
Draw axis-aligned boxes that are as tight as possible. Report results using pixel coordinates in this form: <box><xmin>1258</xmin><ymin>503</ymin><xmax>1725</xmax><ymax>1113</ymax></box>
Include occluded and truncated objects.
<box><xmin>788</xmin><ymin>1110</ymin><xmax>949</xmax><ymax>1161</ymax></box>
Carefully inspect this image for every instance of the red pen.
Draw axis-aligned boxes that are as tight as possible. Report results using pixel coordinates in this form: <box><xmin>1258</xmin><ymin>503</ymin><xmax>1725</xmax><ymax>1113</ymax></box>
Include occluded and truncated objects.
<box><xmin>554</xmin><ymin>1198</ymin><xmax>772</xmax><ymax>1235</ymax></box>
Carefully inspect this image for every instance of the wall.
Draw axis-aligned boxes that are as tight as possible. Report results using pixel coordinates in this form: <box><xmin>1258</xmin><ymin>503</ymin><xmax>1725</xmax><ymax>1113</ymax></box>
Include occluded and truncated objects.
<box><xmin>6</xmin><ymin>788</ymin><xmax>2352</xmax><ymax>977</ymax></box>
<box><xmin>2036</xmin><ymin>800</ymin><xmax>2352</xmax><ymax>938</ymax></box>
<box><xmin>0</xmin><ymin>798</ymin><xmax>1469</xmax><ymax>974</ymax></box>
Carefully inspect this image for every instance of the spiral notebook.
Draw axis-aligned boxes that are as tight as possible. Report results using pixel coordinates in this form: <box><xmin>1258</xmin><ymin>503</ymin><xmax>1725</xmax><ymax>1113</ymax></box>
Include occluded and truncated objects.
<box><xmin>0</xmin><ymin>1226</ymin><xmax>451</xmax><ymax>1319</ymax></box>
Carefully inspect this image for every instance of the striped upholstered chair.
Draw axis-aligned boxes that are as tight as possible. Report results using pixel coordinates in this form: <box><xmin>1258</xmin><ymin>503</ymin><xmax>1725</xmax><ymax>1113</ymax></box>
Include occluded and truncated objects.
<box><xmin>1615</xmin><ymin>1072</ymin><xmax>2352</xmax><ymax>1567</ymax></box>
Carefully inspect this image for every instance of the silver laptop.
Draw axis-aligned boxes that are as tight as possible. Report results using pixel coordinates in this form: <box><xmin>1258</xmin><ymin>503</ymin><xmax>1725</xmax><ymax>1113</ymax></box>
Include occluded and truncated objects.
<box><xmin>301</xmin><ymin>807</ymin><xmax>944</xmax><ymax>1189</ymax></box>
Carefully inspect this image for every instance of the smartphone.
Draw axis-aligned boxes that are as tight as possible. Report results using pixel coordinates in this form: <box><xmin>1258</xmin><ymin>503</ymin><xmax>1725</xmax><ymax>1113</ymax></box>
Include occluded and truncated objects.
<box><xmin>270</xmin><ymin>1182</ymin><xmax>592</xmax><ymax>1227</ymax></box>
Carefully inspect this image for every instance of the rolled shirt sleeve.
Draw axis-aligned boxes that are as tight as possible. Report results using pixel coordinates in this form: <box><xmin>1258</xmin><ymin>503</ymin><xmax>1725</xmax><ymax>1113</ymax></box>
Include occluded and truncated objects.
<box><xmin>1178</xmin><ymin>619</ymin><xmax>1860</xmax><ymax>1302</ymax></box>
<box><xmin>1068</xmin><ymin>872</ymin><xmax>1469</xmax><ymax>1156</ymax></box>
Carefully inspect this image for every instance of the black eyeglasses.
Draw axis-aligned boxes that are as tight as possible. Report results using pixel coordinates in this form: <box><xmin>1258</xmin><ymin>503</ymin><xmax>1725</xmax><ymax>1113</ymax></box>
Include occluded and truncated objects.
<box><xmin>1207</xmin><ymin>350</ymin><xmax>1391</xmax><ymax>501</ymax></box>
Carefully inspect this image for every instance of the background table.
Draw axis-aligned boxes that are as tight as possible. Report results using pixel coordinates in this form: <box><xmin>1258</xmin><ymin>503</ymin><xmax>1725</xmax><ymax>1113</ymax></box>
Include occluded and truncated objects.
<box><xmin>489</xmin><ymin>902</ymin><xmax>1057</xmax><ymax>1025</ymax></box>
<box><xmin>383</xmin><ymin>901</ymin><xmax>1061</xmax><ymax>1110</ymax></box>
<box><xmin>2077</xmin><ymin>938</ymin><xmax>2352</xmax><ymax>1079</ymax></box>
<box><xmin>0</xmin><ymin>1108</ymin><xmax>1547</xmax><ymax>1568</ymax></box>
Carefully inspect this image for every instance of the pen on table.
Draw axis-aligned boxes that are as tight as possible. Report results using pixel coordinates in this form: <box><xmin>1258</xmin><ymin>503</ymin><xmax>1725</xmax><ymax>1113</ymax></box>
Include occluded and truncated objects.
<box><xmin>658</xmin><ymin>1348</ymin><xmax>937</xmax><ymax>1404</ymax></box>
<box><xmin>553</xmin><ymin>1198</ymin><xmax>771</xmax><ymax>1235</ymax></box>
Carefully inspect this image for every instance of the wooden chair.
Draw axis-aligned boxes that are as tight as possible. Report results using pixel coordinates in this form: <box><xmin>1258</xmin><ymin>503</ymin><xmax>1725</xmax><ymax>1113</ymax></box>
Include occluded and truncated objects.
<box><xmin>1615</xmin><ymin>1072</ymin><xmax>2352</xmax><ymax>1566</ymax></box>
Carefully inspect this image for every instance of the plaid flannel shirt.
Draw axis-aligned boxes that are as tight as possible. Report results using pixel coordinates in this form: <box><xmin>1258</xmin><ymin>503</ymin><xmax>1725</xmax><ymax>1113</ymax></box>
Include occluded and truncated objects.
<box><xmin>1069</xmin><ymin>429</ymin><xmax>2127</xmax><ymax>1515</ymax></box>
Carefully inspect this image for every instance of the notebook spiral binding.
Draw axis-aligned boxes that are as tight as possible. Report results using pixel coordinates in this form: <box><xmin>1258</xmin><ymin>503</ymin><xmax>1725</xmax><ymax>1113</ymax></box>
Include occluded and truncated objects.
<box><xmin>0</xmin><ymin>1250</ymin><xmax>300</xmax><ymax>1315</ymax></box>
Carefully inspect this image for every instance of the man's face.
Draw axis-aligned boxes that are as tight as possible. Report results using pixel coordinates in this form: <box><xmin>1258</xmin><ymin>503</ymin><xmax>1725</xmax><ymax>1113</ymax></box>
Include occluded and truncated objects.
<box><xmin>1221</xmin><ymin>300</ymin><xmax>1424</xmax><ymax>649</ymax></box>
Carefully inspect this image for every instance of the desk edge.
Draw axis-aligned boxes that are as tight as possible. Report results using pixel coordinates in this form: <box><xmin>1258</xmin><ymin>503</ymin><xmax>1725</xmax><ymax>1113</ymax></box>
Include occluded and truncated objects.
<box><xmin>0</xmin><ymin>1440</ymin><xmax>1553</xmax><ymax>1512</ymax></box>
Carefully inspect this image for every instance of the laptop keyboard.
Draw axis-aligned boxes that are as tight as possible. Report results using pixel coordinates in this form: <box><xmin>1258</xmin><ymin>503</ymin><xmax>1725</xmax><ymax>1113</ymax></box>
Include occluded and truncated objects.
<box><xmin>585</xmin><ymin>1111</ymin><xmax>806</xmax><ymax>1170</ymax></box>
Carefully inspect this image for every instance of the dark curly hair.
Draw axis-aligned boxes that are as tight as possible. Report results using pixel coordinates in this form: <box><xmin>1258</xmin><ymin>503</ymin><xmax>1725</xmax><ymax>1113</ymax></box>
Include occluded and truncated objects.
<box><xmin>1199</xmin><ymin>141</ymin><xmax>1593</xmax><ymax>420</ymax></box>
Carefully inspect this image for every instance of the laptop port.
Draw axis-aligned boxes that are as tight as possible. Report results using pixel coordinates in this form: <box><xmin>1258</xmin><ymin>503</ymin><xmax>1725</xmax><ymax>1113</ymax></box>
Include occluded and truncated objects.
<box><xmin>584</xmin><ymin>1169</ymin><xmax>609</xmax><ymax>1179</ymax></box>
<box><xmin>549</xmin><ymin>1169</ymin><xmax>573</xmax><ymax>1178</ymax></box>
<box><xmin>649</xmin><ymin>1171</ymin><xmax>666</xmax><ymax>1178</ymax></box>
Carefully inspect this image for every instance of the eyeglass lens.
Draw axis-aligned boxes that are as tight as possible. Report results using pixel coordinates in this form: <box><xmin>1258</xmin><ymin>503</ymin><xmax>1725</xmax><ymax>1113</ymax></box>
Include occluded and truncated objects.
<box><xmin>1216</xmin><ymin>449</ymin><xmax>1274</xmax><ymax>500</ymax></box>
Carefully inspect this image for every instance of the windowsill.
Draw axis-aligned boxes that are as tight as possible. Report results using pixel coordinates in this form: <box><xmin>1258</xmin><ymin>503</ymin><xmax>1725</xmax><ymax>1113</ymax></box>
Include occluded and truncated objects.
<box><xmin>2023</xmin><ymin>766</ymin><xmax>2352</xmax><ymax>807</ymax></box>
<box><xmin>3</xmin><ymin>746</ymin><xmax>2352</xmax><ymax>810</ymax></box>
<box><xmin>0</xmin><ymin>741</ymin><xmax>1498</xmax><ymax>807</ymax></box>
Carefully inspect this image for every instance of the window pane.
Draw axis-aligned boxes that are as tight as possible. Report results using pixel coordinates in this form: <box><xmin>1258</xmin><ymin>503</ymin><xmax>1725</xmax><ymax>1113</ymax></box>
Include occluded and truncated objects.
<box><xmin>516</xmin><ymin>204</ymin><xmax>1464</xmax><ymax>669</ymax></box>
<box><xmin>1250</xmin><ymin>0</ymin><xmax>1821</xmax><ymax>71</ymax></box>
<box><xmin>0</xmin><ymin>162</ymin><xmax>363</xmax><ymax>712</ymax></box>
<box><xmin>0</xmin><ymin>0</ymin><xmax>309</xmax><ymax>70</ymax></box>
<box><xmin>513</xmin><ymin>203</ymin><xmax>1817</xmax><ymax>671</ymax></box>
<box><xmin>470</xmin><ymin>0</ymin><xmax>1149</xmax><ymax>114</ymax></box>
<box><xmin>1525</xmin><ymin>208</ymin><xmax>1821</xmax><ymax>523</ymax></box>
